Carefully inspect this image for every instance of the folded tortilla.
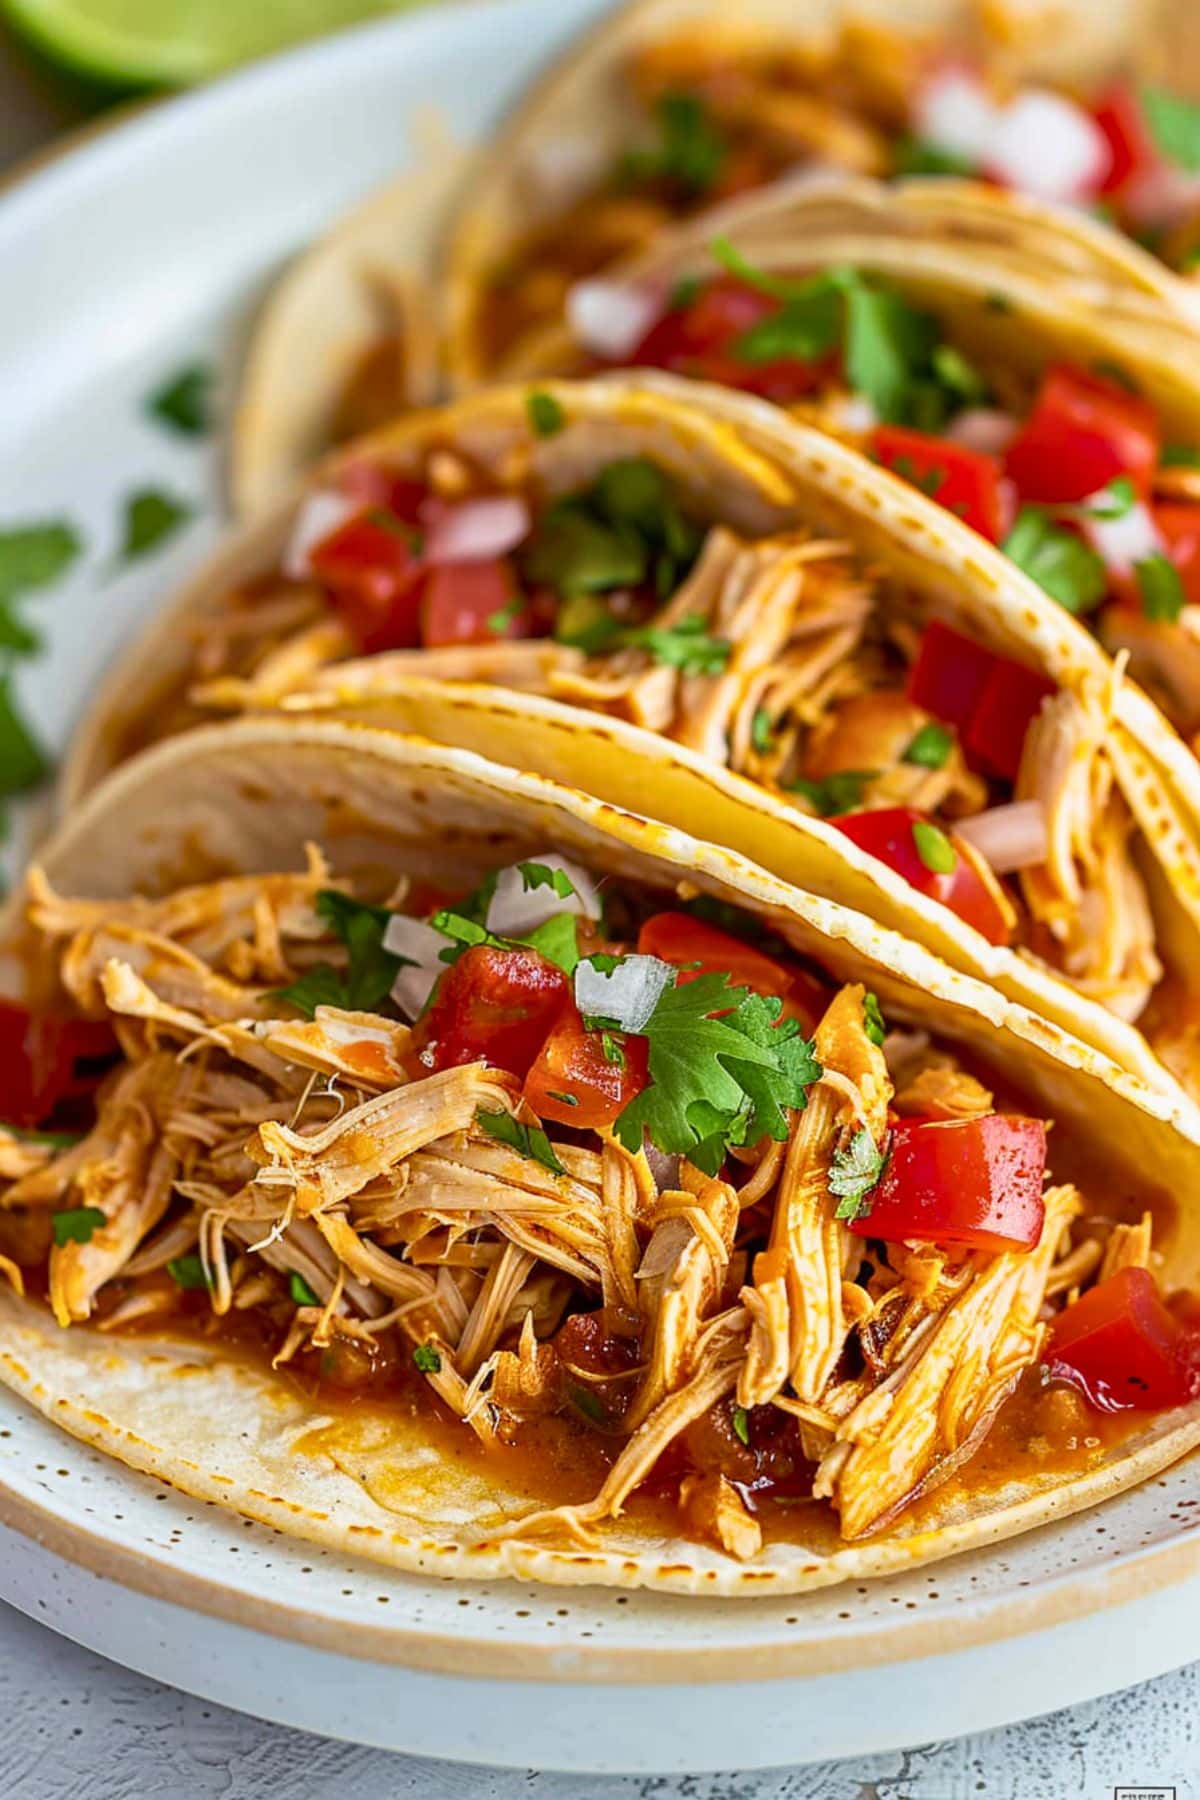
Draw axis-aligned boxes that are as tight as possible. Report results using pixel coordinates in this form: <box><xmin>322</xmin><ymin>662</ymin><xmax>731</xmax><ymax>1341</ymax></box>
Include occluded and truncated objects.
<box><xmin>5</xmin><ymin>716</ymin><xmax>1200</xmax><ymax>1594</ymax></box>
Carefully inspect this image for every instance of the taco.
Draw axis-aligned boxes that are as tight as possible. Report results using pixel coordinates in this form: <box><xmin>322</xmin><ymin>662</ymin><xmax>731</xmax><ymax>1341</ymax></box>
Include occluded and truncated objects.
<box><xmin>62</xmin><ymin>376</ymin><xmax>1200</xmax><ymax>1097</ymax></box>
<box><xmin>5</xmin><ymin>716</ymin><xmax>1200</xmax><ymax>1593</ymax></box>
<box><xmin>442</xmin><ymin>0</ymin><xmax>1200</xmax><ymax>389</ymax></box>
<box><xmin>505</xmin><ymin>179</ymin><xmax>1200</xmax><ymax>747</ymax></box>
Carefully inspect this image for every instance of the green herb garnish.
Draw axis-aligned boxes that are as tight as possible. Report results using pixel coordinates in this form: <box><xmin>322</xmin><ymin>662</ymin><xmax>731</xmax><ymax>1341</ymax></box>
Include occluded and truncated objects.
<box><xmin>1142</xmin><ymin>86</ymin><xmax>1200</xmax><ymax>173</ymax></box>
<box><xmin>148</xmin><ymin>363</ymin><xmax>214</xmax><ymax>437</ymax></box>
<box><xmin>788</xmin><ymin>769</ymin><xmax>876</xmax><ymax>816</ymax></box>
<box><xmin>274</xmin><ymin>889</ymin><xmax>402</xmax><ymax>1017</ymax></box>
<box><xmin>413</xmin><ymin>1343</ymin><xmax>442</xmax><ymax>1374</ymax></box>
<box><xmin>51</xmin><ymin>1206</ymin><xmax>106</xmax><ymax>1247</ymax></box>
<box><xmin>477</xmin><ymin>1108</ymin><xmax>566</xmax><ymax>1175</ymax></box>
<box><xmin>117</xmin><ymin>488</ymin><xmax>193</xmax><ymax>563</ymax></box>
<box><xmin>903</xmin><ymin>721</ymin><xmax>953</xmax><ymax>769</ymax></box>
<box><xmin>829</xmin><ymin>1129</ymin><xmax>888</xmax><ymax>1221</ymax></box>
<box><xmin>1136</xmin><ymin>552</ymin><xmax>1187</xmax><ymax>624</ymax></box>
<box><xmin>1162</xmin><ymin>444</ymin><xmax>1200</xmax><ymax>469</ymax></box>
<box><xmin>526</xmin><ymin>390</ymin><xmax>565</xmax><ymax>438</ymax></box>
<box><xmin>751</xmin><ymin>707</ymin><xmax>775</xmax><ymax>755</ymax></box>
<box><xmin>863</xmin><ymin>992</ymin><xmax>887</xmax><ymax>1049</ymax></box>
<box><xmin>912</xmin><ymin>819</ymin><xmax>956</xmax><ymax>875</ymax></box>
<box><xmin>1002</xmin><ymin>507</ymin><xmax>1107</xmax><ymax>615</ymax></box>
<box><xmin>622</xmin><ymin>91</ymin><xmax>726</xmax><ymax>196</ymax></box>
<box><xmin>731</xmin><ymin>1404</ymin><xmax>751</xmax><ymax>1447</ymax></box>
<box><xmin>1082</xmin><ymin>475</ymin><xmax>1137</xmax><ymax>521</ymax></box>
<box><xmin>892</xmin><ymin>135</ymin><xmax>979</xmax><ymax>177</ymax></box>
<box><xmin>167</xmin><ymin>1253</ymin><xmax>211</xmax><ymax>1290</ymax></box>
<box><xmin>289</xmin><ymin>1272</ymin><xmax>319</xmax><ymax>1307</ymax></box>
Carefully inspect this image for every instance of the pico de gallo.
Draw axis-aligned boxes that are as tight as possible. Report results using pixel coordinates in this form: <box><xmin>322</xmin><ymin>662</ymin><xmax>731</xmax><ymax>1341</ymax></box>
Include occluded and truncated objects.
<box><xmin>5</xmin><ymin>847</ymin><xmax>1195</xmax><ymax>1556</ymax></box>
<box><xmin>463</xmin><ymin>16</ymin><xmax>1200</xmax><ymax>377</ymax></box>
<box><xmin>579</xmin><ymin>246</ymin><xmax>1200</xmax><ymax>740</ymax></box>
<box><xmin>116</xmin><ymin>421</ymin><xmax>1167</xmax><ymax>1033</ymax></box>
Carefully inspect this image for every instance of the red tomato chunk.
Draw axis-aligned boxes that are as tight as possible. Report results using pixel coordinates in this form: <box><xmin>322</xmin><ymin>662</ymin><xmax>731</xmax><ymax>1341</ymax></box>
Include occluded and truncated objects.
<box><xmin>1047</xmin><ymin>1266</ymin><xmax>1197</xmax><ymax>1413</ymax></box>
<box><xmin>851</xmin><ymin>1114</ymin><xmax>1047</xmax><ymax>1252</ymax></box>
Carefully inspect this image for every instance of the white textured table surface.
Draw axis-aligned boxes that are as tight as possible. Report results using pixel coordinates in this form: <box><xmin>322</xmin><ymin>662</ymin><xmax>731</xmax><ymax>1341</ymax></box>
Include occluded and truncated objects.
<box><xmin>1</xmin><ymin>21</ymin><xmax>1200</xmax><ymax>1799</ymax></box>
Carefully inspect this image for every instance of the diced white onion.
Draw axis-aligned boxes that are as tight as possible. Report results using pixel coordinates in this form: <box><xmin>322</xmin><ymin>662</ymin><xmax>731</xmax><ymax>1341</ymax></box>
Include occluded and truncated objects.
<box><xmin>946</xmin><ymin>408</ymin><xmax>1019</xmax><ymax>455</ymax></box>
<box><xmin>423</xmin><ymin>495</ymin><xmax>531</xmax><ymax>565</ymax></box>
<box><xmin>566</xmin><ymin>279</ymin><xmax>662</xmax><ymax>359</ymax></box>
<box><xmin>1082</xmin><ymin>494</ymin><xmax>1164</xmax><ymax>575</ymax></box>
<box><xmin>984</xmin><ymin>90</ymin><xmax>1111</xmax><ymax>202</ymax></box>
<box><xmin>914</xmin><ymin>68</ymin><xmax>999</xmax><ymax>163</ymax></box>
<box><xmin>282</xmin><ymin>490</ymin><xmax>359</xmax><ymax>580</ymax></box>
<box><xmin>828</xmin><ymin>393</ymin><xmax>879</xmax><ymax>435</ymax></box>
<box><xmin>383</xmin><ymin>915</ymin><xmax>453</xmax><ymax>1020</ymax></box>
<box><xmin>486</xmin><ymin>854</ymin><xmax>601</xmax><ymax>938</ymax></box>
<box><xmin>573</xmin><ymin>953</ymin><xmax>673</xmax><ymax>1035</ymax></box>
<box><xmin>955</xmin><ymin>800</ymin><xmax>1048</xmax><ymax>874</ymax></box>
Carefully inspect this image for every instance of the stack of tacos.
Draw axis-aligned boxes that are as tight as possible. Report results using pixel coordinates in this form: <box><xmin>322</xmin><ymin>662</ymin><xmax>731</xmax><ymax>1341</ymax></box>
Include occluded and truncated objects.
<box><xmin>10</xmin><ymin>0</ymin><xmax>1200</xmax><ymax>1591</ymax></box>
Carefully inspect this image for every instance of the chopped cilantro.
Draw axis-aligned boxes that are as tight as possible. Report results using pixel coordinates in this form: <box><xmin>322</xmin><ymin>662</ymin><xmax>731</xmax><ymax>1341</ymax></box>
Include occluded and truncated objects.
<box><xmin>613</xmin><ymin>974</ymin><xmax>822</xmax><ymax>1175</ymax></box>
<box><xmin>117</xmin><ymin>488</ymin><xmax>193</xmax><ymax>563</ymax></box>
<box><xmin>620</xmin><ymin>616</ymin><xmax>731</xmax><ymax>675</ymax></box>
<box><xmin>274</xmin><ymin>889</ymin><xmax>402</xmax><ymax>1017</ymax></box>
<box><xmin>1162</xmin><ymin>444</ymin><xmax>1200</xmax><ymax>469</ymax></box>
<box><xmin>912</xmin><ymin>818</ymin><xmax>956</xmax><ymax>875</ymax></box>
<box><xmin>863</xmin><ymin>992</ymin><xmax>886</xmax><ymax>1048</ymax></box>
<box><xmin>0</xmin><ymin>676</ymin><xmax>49</xmax><ymax>799</ymax></box>
<box><xmin>788</xmin><ymin>769</ymin><xmax>875</xmax><ymax>817</ymax></box>
<box><xmin>622</xmin><ymin>91</ymin><xmax>726</xmax><ymax>196</ymax></box>
<box><xmin>1136</xmin><ymin>552</ymin><xmax>1186</xmax><ymax>623</ymax></box>
<box><xmin>829</xmin><ymin>1128</ymin><xmax>888</xmax><ymax>1221</ymax></box>
<box><xmin>167</xmin><ymin>1253</ymin><xmax>211</xmax><ymax>1290</ymax></box>
<box><xmin>0</xmin><ymin>521</ymin><xmax>82</xmax><ymax>603</ymax></box>
<box><xmin>546</xmin><ymin>1089</ymin><xmax>579</xmax><ymax>1107</ymax></box>
<box><xmin>518</xmin><ymin>861</ymin><xmax>576</xmax><ymax>900</ymax></box>
<box><xmin>751</xmin><ymin>707</ymin><xmax>775</xmax><ymax>755</ymax></box>
<box><xmin>1092</xmin><ymin>359</ymin><xmax>1139</xmax><ymax>395</ymax></box>
<box><xmin>670</xmin><ymin>274</ymin><xmax>703</xmax><ymax>312</ymax></box>
<box><xmin>526</xmin><ymin>390</ymin><xmax>565</xmax><ymax>438</ymax></box>
<box><xmin>1081</xmin><ymin>475</ymin><xmax>1136</xmax><ymax>521</ymax></box>
<box><xmin>930</xmin><ymin>343</ymin><xmax>987</xmax><ymax>407</ymax></box>
<box><xmin>51</xmin><ymin>1206</ymin><xmax>106</xmax><ymax>1247</ymax></box>
<box><xmin>147</xmin><ymin>363</ymin><xmax>214</xmax><ymax>436</ymax></box>
<box><xmin>1002</xmin><ymin>507</ymin><xmax>1107</xmax><ymax>615</ymax></box>
<box><xmin>431</xmin><ymin>903</ymin><xmax>580</xmax><ymax>976</ymax></box>
<box><xmin>477</xmin><ymin>1108</ymin><xmax>565</xmax><ymax>1175</ymax></box>
<box><xmin>289</xmin><ymin>1272</ymin><xmax>319</xmax><ymax>1307</ymax></box>
<box><xmin>3</xmin><ymin>1124</ymin><xmax>81</xmax><ymax>1149</ymax></box>
<box><xmin>600</xmin><ymin>1030</ymin><xmax>627</xmax><ymax>1069</ymax></box>
<box><xmin>985</xmin><ymin>291</ymin><xmax>1015</xmax><ymax>314</ymax></box>
<box><xmin>731</xmin><ymin>1404</ymin><xmax>751</xmax><ymax>1447</ymax></box>
<box><xmin>413</xmin><ymin>1343</ymin><xmax>442</xmax><ymax>1374</ymax></box>
<box><xmin>887</xmin><ymin>453</ymin><xmax>946</xmax><ymax>498</ymax></box>
<box><xmin>486</xmin><ymin>594</ymin><xmax>525</xmax><ymax>634</ymax></box>
<box><xmin>1142</xmin><ymin>86</ymin><xmax>1200</xmax><ymax>173</ymax></box>
<box><xmin>892</xmin><ymin>134</ymin><xmax>978</xmax><ymax>176</ymax></box>
<box><xmin>567</xmin><ymin>1382</ymin><xmax>608</xmax><ymax>1425</ymax></box>
<box><xmin>528</xmin><ymin>456</ymin><xmax>700</xmax><ymax>608</ymax></box>
<box><xmin>903</xmin><ymin>721</ymin><xmax>953</xmax><ymax>769</ymax></box>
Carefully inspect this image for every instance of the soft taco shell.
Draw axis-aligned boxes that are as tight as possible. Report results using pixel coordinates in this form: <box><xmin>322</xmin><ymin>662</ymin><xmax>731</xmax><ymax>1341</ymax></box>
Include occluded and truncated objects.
<box><xmin>442</xmin><ymin>0</ymin><xmax>1173</xmax><ymax>387</ymax></box>
<box><xmin>6</xmin><ymin>714</ymin><xmax>1200</xmax><ymax>1594</ymax></box>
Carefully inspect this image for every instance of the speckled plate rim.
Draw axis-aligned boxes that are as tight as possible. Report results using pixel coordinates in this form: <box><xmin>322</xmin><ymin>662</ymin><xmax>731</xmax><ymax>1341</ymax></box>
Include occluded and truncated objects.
<box><xmin>1</xmin><ymin>1422</ymin><xmax>1198</xmax><ymax>1683</ymax></box>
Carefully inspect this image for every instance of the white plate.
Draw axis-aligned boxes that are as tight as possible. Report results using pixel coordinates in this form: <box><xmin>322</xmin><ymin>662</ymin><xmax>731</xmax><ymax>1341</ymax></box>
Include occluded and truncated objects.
<box><xmin>0</xmin><ymin>3</ymin><xmax>1199</xmax><ymax>1772</ymax></box>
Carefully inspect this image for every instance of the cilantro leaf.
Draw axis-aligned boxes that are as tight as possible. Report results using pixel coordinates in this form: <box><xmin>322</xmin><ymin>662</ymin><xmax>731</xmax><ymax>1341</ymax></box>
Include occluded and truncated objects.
<box><xmin>0</xmin><ymin>521</ymin><xmax>82</xmax><ymax>604</ymax></box>
<box><xmin>733</xmin><ymin>279</ymin><xmax>843</xmax><ymax>365</ymax></box>
<box><xmin>167</xmin><ymin>1252</ymin><xmax>211</xmax><ymax>1290</ymax></box>
<box><xmin>413</xmin><ymin>1343</ymin><xmax>442</xmax><ymax>1373</ymax></box>
<box><xmin>912</xmin><ymin>818</ymin><xmax>956</xmax><ymax>875</ymax></box>
<box><xmin>600</xmin><ymin>1029</ymin><xmax>627</xmax><ymax>1068</ymax></box>
<box><xmin>0</xmin><ymin>675</ymin><xmax>49</xmax><ymax>798</ymax></box>
<box><xmin>274</xmin><ymin>889</ymin><xmax>401</xmax><ymax>1017</ymax></box>
<box><xmin>477</xmin><ymin>1107</ymin><xmax>565</xmax><ymax>1175</ymax></box>
<box><xmin>863</xmin><ymin>992</ymin><xmax>886</xmax><ymax>1048</ymax></box>
<box><xmin>521</xmin><ymin>911</ymin><xmax>581</xmax><ymax>975</ymax></box>
<box><xmin>1002</xmin><ymin>507</ymin><xmax>1107</xmax><ymax>615</ymax></box>
<box><xmin>731</xmin><ymin>1404</ymin><xmax>751</xmax><ymax>1447</ymax></box>
<box><xmin>622</xmin><ymin>91</ymin><xmax>726</xmax><ymax>196</ymax></box>
<box><xmin>1162</xmin><ymin>444</ymin><xmax>1200</xmax><ymax>470</ymax></box>
<box><xmin>1136</xmin><ymin>552</ymin><xmax>1186</xmax><ymax>623</ymax></box>
<box><xmin>1142</xmin><ymin>86</ymin><xmax>1200</xmax><ymax>174</ymax></box>
<box><xmin>829</xmin><ymin>1128</ymin><xmax>888</xmax><ymax>1221</ymax></box>
<box><xmin>751</xmin><ymin>707</ymin><xmax>774</xmax><ymax>754</ymax></box>
<box><xmin>613</xmin><ymin>973</ymin><xmax>822</xmax><ymax>1174</ymax></box>
<box><xmin>518</xmin><ymin>861</ymin><xmax>576</xmax><ymax>900</ymax></box>
<box><xmin>148</xmin><ymin>363</ymin><xmax>214</xmax><ymax>437</ymax></box>
<box><xmin>903</xmin><ymin>721</ymin><xmax>953</xmax><ymax>769</ymax></box>
<box><xmin>620</xmin><ymin>615</ymin><xmax>731</xmax><ymax>675</ymax></box>
<box><xmin>117</xmin><ymin>488</ymin><xmax>193</xmax><ymax>563</ymax></box>
<box><xmin>892</xmin><ymin>134</ymin><xmax>978</xmax><ymax>176</ymax></box>
<box><xmin>788</xmin><ymin>769</ymin><xmax>876</xmax><ymax>816</ymax></box>
<box><xmin>52</xmin><ymin>1206</ymin><xmax>106</xmax><ymax>1247</ymax></box>
<box><xmin>526</xmin><ymin>390</ymin><xmax>565</xmax><ymax>438</ymax></box>
<box><xmin>430</xmin><ymin>902</ymin><xmax>579</xmax><ymax>976</ymax></box>
<box><xmin>289</xmin><ymin>1271</ymin><xmax>320</xmax><ymax>1306</ymax></box>
<box><xmin>1082</xmin><ymin>475</ymin><xmax>1136</xmax><ymax>521</ymax></box>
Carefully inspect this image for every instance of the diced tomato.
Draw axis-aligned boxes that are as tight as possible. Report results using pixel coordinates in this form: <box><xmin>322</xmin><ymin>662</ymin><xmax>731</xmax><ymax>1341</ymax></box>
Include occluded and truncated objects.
<box><xmin>851</xmin><ymin>1113</ymin><xmax>1047</xmax><ymax>1252</ymax></box>
<box><xmin>1003</xmin><ymin>365</ymin><xmax>1160</xmax><ymax>505</ymax></box>
<box><xmin>628</xmin><ymin>277</ymin><xmax>838</xmax><ymax>404</ymax></box>
<box><xmin>872</xmin><ymin>425</ymin><xmax>1006</xmax><ymax>543</ymax></box>
<box><xmin>1047</xmin><ymin>1266</ymin><xmax>1196</xmax><ymax>1412</ymax></box>
<box><xmin>524</xmin><ymin>1003</ymin><xmax>649</xmax><ymax>1128</ymax></box>
<box><xmin>907</xmin><ymin>619</ymin><xmax>998</xmax><ymax>731</ymax></box>
<box><xmin>830</xmin><ymin>807</ymin><xmax>1014</xmax><ymax>946</ymax></box>
<box><xmin>0</xmin><ymin>1000</ymin><xmax>118</xmax><ymax>1130</ymax></box>
<box><xmin>1092</xmin><ymin>85</ymin><xmax>1159</xmax><ymax>197</ymax></box>
<box><xmin>637</xmin><ymin>912</ymin><xmax>795</xmax><ymax>1003</ymax></box>
<box><xmin>1153</xmin><ymin>503</ymin><xmax>1200</xmax><ymax>608</ymax></box>
<box><xmin>310</xmin><ymin>512</ymin><xmax>424</xmax><ymax>653</ymax></box>
<box><xmin>420</xmin><ymin>558</ymin><xmax>531</xmax><ymax>647</ymax></box>
<box><xmin>962</xmin><ymin>657</ymin><xmax>1055</xmax><ymax>783</ymax></box>
<box><xmin>409</xmin><ymin>944</ymin><xmax>570</xmax><ymax>1079</ymax></box>
<box><xmin>336</xmin><ymin>464</ymin><xmax>428</xmax><ymax>522</ymax></box>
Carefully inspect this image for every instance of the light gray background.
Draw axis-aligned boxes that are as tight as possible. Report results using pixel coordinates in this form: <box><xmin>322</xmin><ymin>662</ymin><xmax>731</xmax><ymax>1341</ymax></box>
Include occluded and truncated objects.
<box><xmin>0</xmin><ymin>19</ymin><xmax>1197</xmax><ymax>1796</ymax></box>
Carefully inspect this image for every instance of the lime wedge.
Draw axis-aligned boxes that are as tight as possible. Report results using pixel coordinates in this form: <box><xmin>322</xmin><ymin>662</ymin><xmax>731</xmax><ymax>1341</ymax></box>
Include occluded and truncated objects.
<box><xmin>0</xmin><ymin>0</ymin><xmax>415</xmax><ymax>87</ymax></box>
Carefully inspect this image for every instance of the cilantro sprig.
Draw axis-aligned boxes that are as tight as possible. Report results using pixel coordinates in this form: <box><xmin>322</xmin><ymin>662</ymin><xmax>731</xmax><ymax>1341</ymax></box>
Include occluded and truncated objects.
<box><xmin>274</xmin><ymin>889</ymin><xmax>403</xmax><ymax>1017</ymax></box>
<box><xmin>477</xmin><ymin>1108</ymin><xmax>565</xmax><ymax>1175</ymax></box>
<box><xmin>527</xmin><ymin>457</ymin><xmax>701</xmax><ymax>616</ymax></box>
<box><xmin>612</xmin><ymin>973</ymin><xmax>822</xmax><ymax>1176</ymax></box>
<box><xmin>829</xmin><ymin>1128</ymin><xmax>889</xmax><ymax>1222</ymax></box>
<box><xmin>1002</xmin><ymin>507</ymin><xmax>1107</xmax><ymax>616</ymax></box>
<box><xmin>0</xmin><ymin>519</ymin><xmax>84</xmax><ymax>838</ymax></box>
<box><xmin>621</xmin><ymin>91</ymin><xmax>726</xmax><ymax>196</ymax></box>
